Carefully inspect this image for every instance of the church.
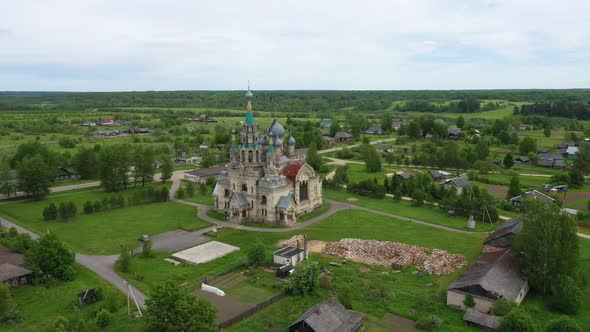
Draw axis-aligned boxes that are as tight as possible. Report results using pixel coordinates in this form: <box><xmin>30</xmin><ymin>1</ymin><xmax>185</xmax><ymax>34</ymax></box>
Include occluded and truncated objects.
<box><xmin>213</xmin><ymin>87</ymin><xmax>323</xmax><ymax>225</ymax></box>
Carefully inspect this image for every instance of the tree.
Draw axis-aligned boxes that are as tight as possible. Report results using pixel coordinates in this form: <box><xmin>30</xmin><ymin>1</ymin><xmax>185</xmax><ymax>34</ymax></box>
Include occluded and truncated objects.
<box><xmin>118</xmin><ymin>245</ymin><xmax>131</xmax><ymax>273</ymax></box>
<box><xmin>476</xmin><ymin>139</ymin><xmax>489</xmax><ymax>160</ymax></box>
<box><xmin>145</xmin><ymin>281</ymin><xmax>217</xmax><ymax>332</ymax></box>
<box><xmin>456</xmin><ymin>115</ymin><xmax>465</xmax><ymax>129</ymax></box>
<box><xmin>141</xmin><ymin>240</ymin><xmax>155</xmax><ymax>259</ymax></box>
<box><xmin>543</xmin><ymin>127</ymin><xmax>552</xmax><ymax>138</ymax></box>
<box><xmin>43</xmin><ymin>202</ymin><xmax>58</xmax><ymax>221</ymax></box>
<box><xmin>519</xmin><ymin>137</ymin><xmax>538</xmax><ymax>155</ymax></box>
<box><xmin>516</xmin><ymin>202</ymin><xmax>579</xmax><ymax>295</ymax></box>
<box><xmin>544</xmin><ymin>316</ymin><xmax>582</xmax><ymax>332</ymax></box>
<box><xmin>0</xmin><ymin>282</ymin><xmax>20</xmax><ymax>324</ymax></box>
<box><xmin>288</xmin><ymin>260</ymin><xmax>320</xmax><ymax>296</ymax></box>
<box><xmin>176</xmin><ymin>186</ymin><xmax>185</xmax><ymax>199</ymax></box>
<box><xmin>73</xmin><ymin>147</ymin><xmax>99</xmax><ymax>179</ymax></box>
<box><xmin>503</xmin><ymin>153</ymin><xmax>514</xmax><ymax>169</ymax></box>
<box><xmin>306</xmin><ymin>144</ymin><xmax>323</xmax><ymax>172</ymax></box>
<box><xmin>26</xmin><ymin>232</ymin><xmax>76</xmax><ymax>281</ymax></box>
<box><xmin>133</xmin><ymin>147</ymin><xmax>154</xmax><ymax>187</ymax></box>
<box><xmin>17</xmin><ymin>154</ymin><xmax>55</xmax><ymax>200</ymax></box>
<box><xmin>98</xmin><ymin>145</ymin><xmax>129</xmax><ymax>192</ymax></box>
<box><xmin>463</xmin><ymin>294</ymin><xmax>475</xmax><ymax>308</ymax></box>
<box><xmin>500</xmin><ymin>309</ymin><xmax>537</xmax><ymax>332</ymax></box>
<box><xmin>407</xmin><ymin>120</ymin><xmax>420</xmax><ymax>139</ymax></box>
<box><xmin>360</xmin><ymin>143</ymin><xmax>382</xmax><ymax>173</ymax></box>
<box><xmin>160</xmin><ymin>157</ymin><xmax>173</xmax><ymax>182</ymax></box>
<box><xmin>380</xmin><ymin>114</ymin><xmax>393</xmax><ymax>133</ymax></box>
<box><xmin>571</xmin><ymin>143</ymin><xmax>590</xmax><ymax>185</ymax></box>
<box><xmin>247</xmin><ymin>243</ymin><xmax>266</xmax><ymax>267</ymax></box>
<box><xmin>200</xmin><ymin>150</ymin><xmax>217</xmax><ymax>168</ymax></box>
<box><xmin>186</xmin><ymin>183</ymin><xmax>195</xmax><ymax>197</ymax></box>
<box><xmin>507</xmin><ymin>174</ymin><xmax>522</xmax><ymax>199</ymax></box>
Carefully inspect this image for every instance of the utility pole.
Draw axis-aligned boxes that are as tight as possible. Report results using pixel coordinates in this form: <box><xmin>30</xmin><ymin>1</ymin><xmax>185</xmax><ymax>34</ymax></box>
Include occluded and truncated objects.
<box><xmin>124</xmin><ymin>280</ymin><xmax>143</xmax><ymax>317</ymax></box>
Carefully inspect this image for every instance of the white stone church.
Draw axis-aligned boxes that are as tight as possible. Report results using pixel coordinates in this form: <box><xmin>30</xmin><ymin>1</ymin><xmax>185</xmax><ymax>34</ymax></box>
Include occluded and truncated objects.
<box><xmin>213</xmin><ymin>88</ymin><xmax>323</xmax><ymax>225</ymax></box>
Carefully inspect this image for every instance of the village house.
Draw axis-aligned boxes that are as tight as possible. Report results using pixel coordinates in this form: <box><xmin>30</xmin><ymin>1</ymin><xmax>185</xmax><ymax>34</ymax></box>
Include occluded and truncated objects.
<box><xmin>441</xmin><ymin>174</ymin><xmax>471</xmax><ymax>195</ymax></box>
<box><xmin>514</xmin><ymin>156</ymin><xmax>529</xmax><ymax>164</ymax></box>
<box><xmin>319</xmin><ymin>119</ymin><xmax>333</xmax><ymax>128</ymax></box>
<box><xmin>364</xmin><ymin>125</ymin><xmax>382</xmax><ymax>135</ymax></box>
<box><xmin>565</xmin><ymin>146</ymin><xmax>578</xmax><ymax>160</ymax></box>
<box><xmin>273</xmin><ymin>246</ymin><xmax>307</xmax><ymax>267</ymax></box>
<box><xmin>483</xmin><ymin>216</ymin><xmax>522</xmax><ymax>253</ymax></box>
<box><xmin>430</xmin><ymin>170</ymin><xmax>452</xmax><ymax>181</ymax></box>
<box><xmin>55</xmin><ymin>167</ymin><xmax>80</xmax><ymax>182</ymax></box>
<box><xmin>174</xmin><ymin>152</ymin><xmax>202</xmax><ymax>167</ymax></box>
<box><xmin>288</xmin><ymin>298</ymin><xmax>364</xmax><ymax>332</ymax></box>
<box><xmin>509</xmin><ymin>190</ymin><xmax>555</xmax><ymax>208</ymax></box>
<box><xmin>394</xmin><ymin>170</ymin><xmax>413</xmax><ymax>181</ymax></box>
<box><xmin>447</xmin><ymin>249</ymin><xmax>529</xmax><ymax>313</ymax></box>
<box><xmin>0</xmin><ymin>263</ymin><xmax>32</xmax><ymax>288</ymax></box>
<box><xmin>374</xmin><ymin>144</ymin><xmax>394</xmax><ymax>153</ymax></box>
<box><xmin>391</xmin><ymin>118</ymin><xmax>404</xmax><ymax>130</ymax></box>
<box><xmin>447</xmin><ymin>128</ymin><xmax>461</xmax><ymax>140</ymax></box>
<box><xmin>323</xmin><ymin>136</ymin><xmax>337</xmax><ymax>145</ymax></box>
<box><xmin>184</xmin><ymin>165</ymin><xmax>225</xmax><ymax>184</ymax></box>
<box><xmin>333</xmin><ymin>132</ymin><xmax>354</xmax><ymax>143</ymax></box>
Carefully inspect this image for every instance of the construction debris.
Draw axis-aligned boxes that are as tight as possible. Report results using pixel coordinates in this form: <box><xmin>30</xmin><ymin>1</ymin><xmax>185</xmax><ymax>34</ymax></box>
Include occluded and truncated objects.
<box><xmin>323</xmin><ymin>238</ymin><xmax>466</xmax><ymax>275</ymax></box>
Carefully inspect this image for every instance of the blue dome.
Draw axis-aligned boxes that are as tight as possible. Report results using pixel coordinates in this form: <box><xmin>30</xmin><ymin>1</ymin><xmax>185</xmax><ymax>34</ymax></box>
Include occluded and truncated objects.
<box><xmin>274</xmin><ymin>137</ymin><xmax>283</xmax><ymax>147</ymax></box>
<box><xmin>245</xmin><ymin>89</ymin><xmax>253</xmax><ymax>100</ymax></box>
<box><xmin>269</xmin><ymin>118</ymin><xmax>285</xmax><ymax>139</ymax></box>
<box><xmin>259</xmin><ymin>135</ymin><xmax>266</xmax><ymax>145</ymax></box>
<box><xmin>287</xmin><ymin>135</ymin><xmax>296</xmax><ymax>145</ymax></box>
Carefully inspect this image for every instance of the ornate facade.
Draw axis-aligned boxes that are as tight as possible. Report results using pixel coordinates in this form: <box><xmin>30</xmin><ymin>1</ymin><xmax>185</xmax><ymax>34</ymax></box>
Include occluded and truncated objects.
<box><xmin>213</xmin><ymin>87</ymin><xmax>322</xmax><ymax>225</ymax></box>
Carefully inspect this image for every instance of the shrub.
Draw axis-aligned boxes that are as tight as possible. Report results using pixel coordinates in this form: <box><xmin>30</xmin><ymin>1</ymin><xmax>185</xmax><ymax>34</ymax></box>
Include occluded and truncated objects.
<box><xmin>43</xmin><ymin>203</ymin><xmax>58</xmax><ymax>221</ymax></box>
<box><xmin>550</xmin><ymin>275</ymin><xmax>582</xmax><ymax>314</ymax></box>
<box><xmin>288</xmin><ymin>261</ymin><xmax>320</xmax><ymax>296</ymax></box>
<box><xmin>118</xmin><ymin>245</ymin><xmax>131</xmax><ymax>273</ymax></box>
<box><xmin>500</xmin><ymin>309</ymin><xmax>537</xmax><ymax>332</ymax></box>
<box><xmin>95</xmin><ymin>309</ymin><xmax>111</xmax><ymax>329</ymax></box>
<box><xmin>544</xmin><ymin>316</ymin><xmax>582</xmax><ymax>332</ymax></box>
<box><xmin>491</xmin><ymin>298</ymin><xmax>517</xmax><ymax>316</ymax></box>
<box><xmin>176</xmin><ymin>187</ymin><xmax>185</xmax><ymax>199</ymax></box>
<box><xmin>185</xmin><ymin>183</ymin><xmax>195</xmax><ymax>197</ymax></box>
<box><xmin>54</xmin><ymin>315</ymin><xmax>69</xmax><ymax>331</ymax></box>
<box><xmin>141</xmin><ymin>240</ymin><xmax>155</xmax><ymax>259</ymax></box>
<box><xmin>463</xmin><ymin>294</ymin><xmax>475</xmax><ymax>308</ymax></box>
<box><xmin>93</xmin><ymin>201</ymin><xmax>103</xmax><ymax>212</ymax></box>
<box><xmin>83</xmin><ymin>201</ymin><xmax>94</xmax><ymax>214</ymax></box>
<box><xmin>347</xmin><ymin>179</ymin><xmax>386</xmax><ymax>199</ymax></box>
<box><xmin>415</xmin><ymin>315</ymin><xmax>442</xmax><ymax>331</ymax></box>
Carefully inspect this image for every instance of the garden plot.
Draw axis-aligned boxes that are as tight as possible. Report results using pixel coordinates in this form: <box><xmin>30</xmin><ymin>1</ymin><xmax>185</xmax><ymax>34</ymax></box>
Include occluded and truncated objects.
<box><xmin>172</xmin><ymin>241</ymin><xmax>239</xmax><ymax>265</ymax></box>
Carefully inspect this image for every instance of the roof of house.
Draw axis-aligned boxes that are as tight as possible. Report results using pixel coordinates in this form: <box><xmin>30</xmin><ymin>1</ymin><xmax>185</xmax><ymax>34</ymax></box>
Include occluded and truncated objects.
<box><xmin>334</xmin><ymin>132</ymin><xmax>353</xmax><ymax>139</ymax></box>
<box><xmin>395</xmin><ymin>171</ymin><xmax>412</xmax><ymax>180</ymax></box>
<box><xmin>538</xmin><ymin>152</ymin><xmax>563</xmax><ymax>161</ymax></box>
<box><xmin>233</xmin><ymin>192</ymin><xmax>249</xmax><ymax>208</ymax></box>
<box><xmin>448</xmin><ymin>249</ymin><xmax>526</xmax><ymax>301</ymax></box>
<box><xmin>0</xmin><ymin>263</ymin><xmax>31</xmax><ymax>281</ymax></box>
<box><xmin>515</xmin><ymin>156</ymin><xmax>529</xmax><ymax>162</ymax></box>
<box><xmin>277</xmin><ymin>192</ymin><xmax>294</xmax><ymax>209</ymax></box>
<box><xmin>566</xmin><ymin>146</ymin><xmax>579</xmax><ymax>155</ymax></box>
<box><xmin>365</xmin><ymin>126</ymin><xmax>382</xmax><ymax>132</ymax></box>
<box><xmin>289</xmin><ymin>298</ymin><xmax>364</xmax><ymax>332</ymax></box>
<box><xmin>463</xmin><ymin>308</ymin><xmax>501</xmax><ymax>330</ymax></box>
<box><xmin>443</xmin><ymin>175</ymin><xmax>470</xmax><ymax>188</ymax></box>
<box><xmin>185</xmin><ymin>165</ymin><xmax>225</xmax><ymax>178</ymax></box>
<box><xmin>280</xmin><ymin>162</ymin><xmax>305</xmax><ymax>181</ymax></box>
<box><xmin>510</xmin><ymin>190</ymin><xmax>555</xmax><ymax>204</ymax></box>
<box><xmin>537</xmin><ymin>159</ymin><xmax>554</xmax><ymax>167</ymax></box>
<box><xmin>448</xmin><ymin>128</ymin><xmax>461</xmax><ymax>134</ymax></box>
<box><xmin>484</xmin><ymin>216</ymin><xmax>522</xmax><ymax>249</ymax></box>
<box><xmin>274</xmin><ymin>245</ymin><xmax>305</xmax><ymax>258</ymax></box>
<box><xmin>375</xmin><ymin>144</ymin><xmax>393</xmax><ymax>151</ymax></box>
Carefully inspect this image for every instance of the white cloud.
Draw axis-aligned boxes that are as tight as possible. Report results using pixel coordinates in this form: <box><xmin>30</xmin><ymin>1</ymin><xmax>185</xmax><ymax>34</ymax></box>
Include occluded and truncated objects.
<box><xmin>0</xmin><ymin>0</ymin><xmax>589</xmax><ymax>90</ymax></box>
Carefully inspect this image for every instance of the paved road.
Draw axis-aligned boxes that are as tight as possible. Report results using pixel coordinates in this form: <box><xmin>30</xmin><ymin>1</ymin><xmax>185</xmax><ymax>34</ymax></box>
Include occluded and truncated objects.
<box><xmin>0</xmin><ymin>216</ymin><xmax>148</xmax><ymax>308</ymax></box>
<box><xmin>317</xmin><ymin>137</ymin><xmax>397</xmax><ymax>155</ymax></box>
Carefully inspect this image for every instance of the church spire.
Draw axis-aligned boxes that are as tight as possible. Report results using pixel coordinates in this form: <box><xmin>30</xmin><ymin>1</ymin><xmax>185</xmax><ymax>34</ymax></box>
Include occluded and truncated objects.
<box><xmin>245</xmin><ymin>81</ymin><xmax>254</xmax><ymax>124</ymax></box>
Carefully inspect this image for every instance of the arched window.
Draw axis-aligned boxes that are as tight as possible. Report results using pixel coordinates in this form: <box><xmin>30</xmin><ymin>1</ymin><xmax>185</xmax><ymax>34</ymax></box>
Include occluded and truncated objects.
<box><xmin>241</xmin><ymin>150</ymin><xmax>245</xmax><ymax>162</ymax></box>
<box><xmin>299</xmin><ymin>181</ymin><xmax>309</xmax><ymax>202</ymax></box>
<box><xmin>248</xmin><ymin>150</ymin><xmax>253</xmax><ymax>163</ymax></box>
<box><xmin>242</xmin><ymin>184</ymin><xmax>247</xmax><ymax>192</ymax></box>
<box><xmin>256</xmin><ymin>150</ymin><xmax>260</xmax><ymax>162</ymax></box>
<box><xmin>261</xmin><ymin>195</ymin><xmax>267</xmax><ymax>205</ymax></box>
<box><xmin>224</xmin><ymin>189</ymin><xmax>230</xmax><ymax>198</ymax></box>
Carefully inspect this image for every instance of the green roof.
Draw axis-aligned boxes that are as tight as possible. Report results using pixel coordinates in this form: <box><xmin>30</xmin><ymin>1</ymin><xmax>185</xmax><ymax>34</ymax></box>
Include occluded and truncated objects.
<box><xmin>245</xmin><ymin>111</ymin><xmax>255</xmax><ymax>125</ymax></box>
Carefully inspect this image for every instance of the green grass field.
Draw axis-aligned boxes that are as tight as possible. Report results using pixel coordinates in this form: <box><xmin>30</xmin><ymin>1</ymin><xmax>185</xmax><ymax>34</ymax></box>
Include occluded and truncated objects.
<box><xmin>0</xmin><ymin>187</ymin><xmax>210</xmax><ymax>254</ymax></box>
<box><xmin>1</xmin><ymin>264</ymin><xmax>145</xmax><ymax>332</ymax></box>
<box><xmin>324</xmin><ymin>189</ymin><xmax>498</xmax><ymax>232</ymax></box>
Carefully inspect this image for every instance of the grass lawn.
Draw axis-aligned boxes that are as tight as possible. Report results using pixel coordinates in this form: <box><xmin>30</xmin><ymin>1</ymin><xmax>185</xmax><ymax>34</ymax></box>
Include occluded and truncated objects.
<box><xmin>297</xmin><ymin>202</ymin><xmax>331</xmax><ymax>222</ymax></box>
<box><xmin>119</xmin><ymin>209</ymin><xmax>485</xmax><ymax>295</ymax></box>
<box><xmin>241</xmin><ymin>221</ymin><xmax>288</xmax><ymax>229</ymax></box>
<box><xmin>181</xmin><ymin>188</ymin><xmax>215</xmax><ymax>206</ymax></box>
<box><xmin>206</xmin><ymin>208</ymin><xmax>227</xmax><ymax>221</ymax></box>
<box><xmin>1</xmin><ymin>264</ymin><xmax>145</xmax><ymax>332</ymax></box>
<box><xmin>346</xmin><ymin>163</ymin><xmax>397</xmax><ymax>184</ymax></box>
<box><xmin>324</xmin><ymin>189</ymin><xmax>498</xmax><ymax>232</ymax></box>
<box><xmin>0</xmin><ymin>188</ymin><xmax>210</xmax><ymax>254</ymax></box>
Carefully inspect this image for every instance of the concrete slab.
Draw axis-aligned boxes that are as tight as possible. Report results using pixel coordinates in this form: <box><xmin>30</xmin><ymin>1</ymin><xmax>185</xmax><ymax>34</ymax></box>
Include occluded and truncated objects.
<box><xmin>172</xmin><ymin>241</ymin><xmax>239</xmax><ymax>265</ymax></box>
<box><xmin>150</xmin><ymin>229</ymin><xmax>210</xmax><ymax>253</ymax></box>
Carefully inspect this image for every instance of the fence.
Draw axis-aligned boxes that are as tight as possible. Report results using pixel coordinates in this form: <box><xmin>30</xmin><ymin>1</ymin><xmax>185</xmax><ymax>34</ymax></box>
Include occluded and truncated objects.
<box><xmin>218</xmin><ymin>291</ymin><xmax>287</xmax><ymax>329</ymax></box>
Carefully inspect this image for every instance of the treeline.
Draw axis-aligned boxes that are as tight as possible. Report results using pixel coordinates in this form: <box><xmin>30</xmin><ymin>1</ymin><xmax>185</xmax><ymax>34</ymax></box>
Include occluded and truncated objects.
<box><xmin>396</xmin><ymin>97</ymin><xmax>493</xmax><ymax>113</ymax></box>
<box><xmin>517</xmin><ymin>102</ymin><xmax>590</xmax><ymax>120</ymax></box>
<box><xmin>2</xmin><ymin>89</ymin><xmax>590</xmax><ymax>113</ymax></box>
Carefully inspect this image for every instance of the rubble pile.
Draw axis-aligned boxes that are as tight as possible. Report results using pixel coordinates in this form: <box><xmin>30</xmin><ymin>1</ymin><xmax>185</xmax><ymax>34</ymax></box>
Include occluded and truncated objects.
<box><xmin>277</xmin><ymin>235</ymin><xmax>305</xmax><ymax>248</ymax></box>
<box><xmin>323</xmin><ymin>238</ymin><xmax>466</xmax><ymax>275</ymax></box>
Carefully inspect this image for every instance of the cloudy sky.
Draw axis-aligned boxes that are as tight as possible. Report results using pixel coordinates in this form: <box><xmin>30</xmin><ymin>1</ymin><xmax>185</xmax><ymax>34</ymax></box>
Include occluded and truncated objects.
<box><xmin>1</xmin><ymin>0</ymin><xmax>589</xmax><ymax>91</ymax></box>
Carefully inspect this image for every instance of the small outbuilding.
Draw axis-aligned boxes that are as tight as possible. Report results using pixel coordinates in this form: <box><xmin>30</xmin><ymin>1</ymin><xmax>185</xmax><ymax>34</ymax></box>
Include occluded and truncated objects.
<box><xmin>184</xmin><ymin>165</ymin><xmax>225</xmax><ymax>183</ymax></box>
<box><xmin>274</xmin><ymin>246</ymin><xmax>307</xmax><ymax>267</ymax></box>
<box><xmin>0</xmin><ymin>263</ymin><xmax>32</xmax><ymax>288</ymax></box>
<box><xmin>333</xmin><ymin>132</ymin><xmax>353</xmax><ymax>143</ymax></box>
<box><xmin>483</xmin><ymin>216</ymin><xmax>522</xmax><ymax>253</ymax></box>
<box><xmin>288</xmin><ymin>298</ymin><xmax>364</xmax><ymax>332</ymax></box>
<box><xmin>463</xmin><ymin>308</ymin><xmax>501</xmax><ymax>331</ymax></box>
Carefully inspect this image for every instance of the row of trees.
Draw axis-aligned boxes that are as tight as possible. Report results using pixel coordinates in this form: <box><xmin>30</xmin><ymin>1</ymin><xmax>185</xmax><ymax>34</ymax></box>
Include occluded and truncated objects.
<box><xmin>42</xmin><ymin>202</ymin><xmax>77</xmax><ymax>221</ymax></box>
<box><xmin>517</xmin><ymin>102</ymin><xmax>590</xmax><ymax>120</ymax></box>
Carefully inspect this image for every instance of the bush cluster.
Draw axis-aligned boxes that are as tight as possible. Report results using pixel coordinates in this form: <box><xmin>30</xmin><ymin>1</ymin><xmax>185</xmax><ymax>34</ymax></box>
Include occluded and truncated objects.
<box><xmin>347</xmin><ymin>178</ymin><xmax>386</xmax><ymax>199</ymax></box>
<box><xmin>43</xmin><ymin>201</ymin><xmax>77</xmax><ymax>221</ymax></box>
<box><xmin>0</xmin><ymin>227</ymin><xmax>34</xmax><ymax>253</ymax></box>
